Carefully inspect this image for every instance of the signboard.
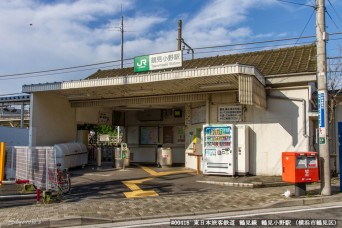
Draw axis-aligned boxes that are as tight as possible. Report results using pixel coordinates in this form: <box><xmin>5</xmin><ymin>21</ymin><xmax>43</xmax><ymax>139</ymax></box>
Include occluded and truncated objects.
<box><xmin>140</xmin><ymin>126</ymin><xmax>158</xmax><ymax>145</ymax></box>
<box><xmin>218</xmin><ymin>106</ymin><xmax>242</xmax><ymax>122</ymax></box>
<box><xmin>318</xmin><ymin>91</ymin><xmax>326</xmax><ymax>144</ymax></box>
<box><xmin>134</xmin><ymin>50</ymin><xmax>182</xmax><ymax>72</ymax></box>
<box><xmin>98</xmin><ymin>110</ymin><xmax>111</xmax><ymax>125</ymax></box>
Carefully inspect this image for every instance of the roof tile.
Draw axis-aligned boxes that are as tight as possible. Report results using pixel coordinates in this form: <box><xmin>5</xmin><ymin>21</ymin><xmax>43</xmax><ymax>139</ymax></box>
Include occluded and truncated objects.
<box><xmin>87</xmin><ymin>44</ymin><xmax>317</xmax><ymax>80</ymax></box>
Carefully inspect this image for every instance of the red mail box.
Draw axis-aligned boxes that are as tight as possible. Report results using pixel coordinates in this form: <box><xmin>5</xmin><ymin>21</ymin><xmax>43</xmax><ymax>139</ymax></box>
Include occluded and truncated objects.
<box><xmin>282</xmin><ymin>152</ymin><xmax>319</xmax><ymax>183</ymax></box>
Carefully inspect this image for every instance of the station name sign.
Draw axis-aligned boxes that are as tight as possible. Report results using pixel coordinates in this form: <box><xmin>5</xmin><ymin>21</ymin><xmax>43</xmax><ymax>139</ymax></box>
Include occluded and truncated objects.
<box><xmin>134</xmin><ymin>50</ymin><xmax>182</xmax><ymax>73</ymax></box>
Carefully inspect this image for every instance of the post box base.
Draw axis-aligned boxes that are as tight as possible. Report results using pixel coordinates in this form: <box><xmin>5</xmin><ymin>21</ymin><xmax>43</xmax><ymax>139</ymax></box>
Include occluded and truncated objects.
<box><xmin>295</xmin><ymin>182</ymin><xmax>306</xmax><ymax>196</ymax></box>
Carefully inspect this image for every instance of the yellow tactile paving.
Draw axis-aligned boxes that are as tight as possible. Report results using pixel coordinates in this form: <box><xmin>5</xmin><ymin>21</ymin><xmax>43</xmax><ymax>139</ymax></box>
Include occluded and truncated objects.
<box><xmin>122</xmin><ymin>166</ymin><xmax>195</xmax><ymax>198</ymax></box>
<box><xmin>140</xmin><ymin>166</ymin><xmax>194</xmax><ymax>177</ymax></box>
<box><xmin>124</xmin><ymin>190</ymin><xmax>159</xmax><ymax>198</ymax></box>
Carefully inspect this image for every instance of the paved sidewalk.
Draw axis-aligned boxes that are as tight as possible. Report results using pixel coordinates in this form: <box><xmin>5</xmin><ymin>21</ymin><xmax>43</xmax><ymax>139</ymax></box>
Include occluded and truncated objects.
<box><xmin>0</xmin><ymin>165</ymin><xmax>340</xmax><ymax>228</ymax></box>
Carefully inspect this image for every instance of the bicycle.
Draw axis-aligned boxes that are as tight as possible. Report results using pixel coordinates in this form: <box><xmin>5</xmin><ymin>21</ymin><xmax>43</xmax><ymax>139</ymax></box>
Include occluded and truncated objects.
<box><xmin>43</xmin><ymin>163</ymin><xmax>70</xmax><ymax>202</ymax></box>
<box><xmin>54</xmin><ymin>163</ymin><xmax>71</xmax><ymax>199</ymax></box>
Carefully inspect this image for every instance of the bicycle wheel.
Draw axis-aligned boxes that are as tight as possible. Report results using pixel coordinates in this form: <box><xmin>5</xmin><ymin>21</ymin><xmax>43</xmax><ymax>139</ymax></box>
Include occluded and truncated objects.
<box><xmin>61</xmin><ymin>178</ymin><xmax>71</xmax><ymax>194</ymax></box>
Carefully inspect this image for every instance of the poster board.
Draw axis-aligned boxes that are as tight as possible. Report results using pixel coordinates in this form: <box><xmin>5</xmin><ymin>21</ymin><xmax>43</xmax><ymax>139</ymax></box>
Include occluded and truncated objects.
<box><xmin>191</xmin><ymin>106</ymin><xmax>206</xmax><ymax>124</ymax></box>
<box><xmin>127</xmin><ymin>126</ymin><xmax>139</xmax><ymax>144</ymax></box>
<box><xmin>140</xmin><ymin>126</ymin><xmax>159</xmax><ymax>145</ymax></box>
<box><xmin>163</xmin><ymin>126</ymin><xmax>173</xmax><ymax>144</ymax></box>
<box><xmin>98</xmin><ymin>110</ymin><xmax>111</xmax><ymax>125</ymax></box>
<box><xmin>175</xmin><ymin>126</ymin><xmax>185</xmax><ymax>144</ymax></box>
<box><xmin>218</xmin><ymin>105</ymin><xmax>242</xmax><ymax>122</ymax></box>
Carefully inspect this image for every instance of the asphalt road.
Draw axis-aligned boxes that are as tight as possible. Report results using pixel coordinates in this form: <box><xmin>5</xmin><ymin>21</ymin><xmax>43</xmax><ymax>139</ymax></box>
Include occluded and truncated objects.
<box><xmin>70</xmin><ymin>202</ymin><xmax>342</xmax><ymax>228</ymax></box>
<box><xmin>0</xmin><ymin>164</ymin><xmax>233</xmax><ymax>208</ymax></box>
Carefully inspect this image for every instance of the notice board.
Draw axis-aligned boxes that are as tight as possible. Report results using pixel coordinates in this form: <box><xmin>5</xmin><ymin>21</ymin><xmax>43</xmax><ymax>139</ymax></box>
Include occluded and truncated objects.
<box><xmin>140</xmin><ymin>126</ymin><xmax>158</xmax><ymax>145</ymax></box>
<box><xmin>163</xmin><ymin>126</ymin><xmax>173</xmax><ymax>144</ymax></box>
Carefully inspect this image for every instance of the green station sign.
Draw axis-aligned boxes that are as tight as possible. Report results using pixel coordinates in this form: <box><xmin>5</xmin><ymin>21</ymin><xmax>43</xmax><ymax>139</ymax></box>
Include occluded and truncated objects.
<box><xmin>134</xmin><ymin>50</ymin><xmax>182</xmax><ymax>73</ymax></box>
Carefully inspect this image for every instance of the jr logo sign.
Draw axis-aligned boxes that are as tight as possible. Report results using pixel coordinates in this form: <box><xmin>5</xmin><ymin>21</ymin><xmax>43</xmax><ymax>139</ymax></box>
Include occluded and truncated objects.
<box><xmin>134</xmin><ymin>51</ymin><xmax>182</xmax><ymax>73</ymax></box>
<box><xmin>134</xmin><ymin>56</ymin><xmax>149</xmax><ymax>72</ymax></box>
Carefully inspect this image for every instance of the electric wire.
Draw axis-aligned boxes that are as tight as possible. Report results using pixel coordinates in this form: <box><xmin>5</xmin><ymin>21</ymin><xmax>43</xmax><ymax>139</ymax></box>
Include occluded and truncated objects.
<box><xmin>185</xmin><ymin>40</ymin><xmax>315</xmax><ymax>56</ymax></box>
<box><xmin>295</xmin><ymin>9</ymin><xmax>315</xmax><ymax>44</ymax></box>
<box><xmin>0</xmin><ymin>58</ymin><xmax>134</xmax><ymax>78</ymax></box>
<box><xmin>326</xmin><ymin>9</ymin><xmax>340</xmax><ymax>30</ymax></box>
<box><xmin>275</xmin><ymin>0</ymin><xmax>315</xmax><ymax>8</ymax></box>
<box><xmin>0</xmin><ymin>62</ymin><xmax>134</xmax><ymax>81</ymax></box>
<box><xmin>1</xmin><ymin>33</ymin><xmax>342</xmax><ymax>79</ymax></box>
<box><xmin>192</xmin><ymin>34</ymin><xmax>317</xmax><ymax>50</ymax></box>
<box><xmin>327</xmin><ymin>0</ymin><xmax>342</xmax><ymax>25</ymax></box>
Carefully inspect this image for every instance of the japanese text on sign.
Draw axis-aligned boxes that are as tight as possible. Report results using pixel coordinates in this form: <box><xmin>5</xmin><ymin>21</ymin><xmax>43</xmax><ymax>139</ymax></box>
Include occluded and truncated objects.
<box><xmin>134</xmin><ymin>50</ymin><xmax>182</xmax><ymax>72</ymax></box>
<box><xmin>218</xmin><ymin>106</ymin><xmax>242</xmax><ymax>122</ymax></box>
<box><xmin>170</xmin><ymin>219</ymin><xmax>337</xmax><ymax>226</ymax></box>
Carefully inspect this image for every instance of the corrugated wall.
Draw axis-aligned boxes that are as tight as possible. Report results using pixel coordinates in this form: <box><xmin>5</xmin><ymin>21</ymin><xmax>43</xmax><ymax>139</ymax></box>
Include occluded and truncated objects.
<box><xmin>239</xmin><ymin>75</ymin><xmax>266</xmax><ymax>109</ymax></box>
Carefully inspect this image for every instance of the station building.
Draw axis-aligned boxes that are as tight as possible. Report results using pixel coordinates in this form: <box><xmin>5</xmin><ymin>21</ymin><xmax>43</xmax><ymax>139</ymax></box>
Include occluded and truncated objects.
<box><xmin>22</xmin><ymin>44</ymin><xmax>324</xmax><ymax>176</ymax></box>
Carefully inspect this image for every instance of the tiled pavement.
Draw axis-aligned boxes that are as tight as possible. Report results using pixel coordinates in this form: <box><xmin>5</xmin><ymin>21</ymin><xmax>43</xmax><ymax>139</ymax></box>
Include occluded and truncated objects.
<box><xmin>0</xmin><ymin>165</ymin><xmax>341</xmax><ymax>227</ymax></box>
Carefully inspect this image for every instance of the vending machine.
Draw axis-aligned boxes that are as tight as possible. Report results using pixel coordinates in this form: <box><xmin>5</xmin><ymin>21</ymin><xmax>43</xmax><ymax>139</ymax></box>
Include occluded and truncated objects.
<box><xmin>203</xmin><ymin>124</ymin><xmax>235</xmax><ymax>175</ymax></box>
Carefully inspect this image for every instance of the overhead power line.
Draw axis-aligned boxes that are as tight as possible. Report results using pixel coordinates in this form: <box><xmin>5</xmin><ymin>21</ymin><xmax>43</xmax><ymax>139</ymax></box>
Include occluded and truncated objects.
<box><xmin>276</xmin><ymin>0</ymin><xmax>315</xmax><ymax>8</ymax></box>
<box><xmin>328</xmin><ymin>56</ymin><xmax>342</xmax><ymax>60</ymax></box>
<box><xmin>327</xmin><ymin>0</ymin><xmax>342</xmax><ymax>25</ymax></box>
<box><xmin>193</xmin><ymin>32</ymin><xmax>342</xmax><ymax>51</ymax></box>
<box><xmin>295</xmin><ymin>9</ymin><xmax>315</xmax><ymax>44</ymax></box>
<box><xmin>185</xmin><ymin>40</ymin><xmax>314</xmax><ymax>56</ymax></box>
<box><xmin>0</xmin><ymin>58</ymin><xmax>133</xmax><ymax>78</ymax></box>
<box><xmin>0</xmin><ymin>61</ymin><xmax>134</xmax><ymax>81</ymax></box>
<box><xmin>1</xmin><ymin>32</ymin><xmax>342</xmax><ymax>79</ymax></box>
<box><xmin>193</xmin><ymin>35</ymin><xmax>316</xmax><ymax>50</ymax></box>
<box><xmin>326</xmin><ymin>9</ymin><xmax>340</xmax><ymax>30</ymax></box>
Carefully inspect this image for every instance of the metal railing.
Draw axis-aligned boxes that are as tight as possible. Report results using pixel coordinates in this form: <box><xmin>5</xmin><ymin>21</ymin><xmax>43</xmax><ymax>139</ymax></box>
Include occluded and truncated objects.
<box><xmin>5</xmin><ymin>146</ymin><xmax>57</xmax><ymax>190</ymax></box>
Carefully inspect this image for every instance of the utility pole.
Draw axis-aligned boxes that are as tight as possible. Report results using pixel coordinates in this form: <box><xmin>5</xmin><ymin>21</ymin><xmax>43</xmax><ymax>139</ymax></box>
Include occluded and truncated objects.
<box><xmin>316</xmin><ymin>0</ymin><xmax>331</xmax><ymax>196</ymax></box>
<box><xmin>178</xmin><ymin>20</ymin><xmax>182</xmax><ymax>51</ymax></box>
<box><xmin>120</xmin><ymin>15</ymin><xmax>124</xmax><ymax>69</ymax></box>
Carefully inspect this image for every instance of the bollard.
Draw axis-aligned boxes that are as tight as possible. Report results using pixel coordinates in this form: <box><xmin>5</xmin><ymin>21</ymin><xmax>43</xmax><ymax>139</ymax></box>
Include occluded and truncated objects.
<box><xmin>97</xmin><ymin>146</ymin><xmax>102</xmax><ymax>167</ymax></box>
<box><xmin>295</xmin><ymin>183</ymin><xmax>306</xmax><ymax>196</ymax></box>
<box><xmin>0</xmin><ymin>142</ymin><xmax>6</xmax><ymax>185</ymax></box>
<box><xmin>36</xmin><ymin>188</ymin><xmax>41</xmax><ymax>203</ymax></box>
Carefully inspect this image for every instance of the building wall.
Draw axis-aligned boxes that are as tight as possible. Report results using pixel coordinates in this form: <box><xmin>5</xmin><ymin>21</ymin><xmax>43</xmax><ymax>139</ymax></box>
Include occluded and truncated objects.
<box><xmin>334</xmin><ymin>104</ymin><xmax>342</xmax><ymax>173</ymax></box>
<box><xmin>249</xmin><ymin>88</ymin><xmax>310</xmax><ymax>175</ymax></box>
<box><xmin>185</xmin><ymin>87</ymin><xmax>310</xmax><ymax>176</ymax></box>
<box><xmin>76</xmin><ymin>107</ymin><xmax>112</xmax><ymax>125</ymax></box>
<box><xmin>30</xmin><ymin>93</ymin><xmax>76</xmax><ymax>146</ymax></box>
<box><xmin>0</xmin><ymin>126</ymin><xmax>29</xmax><ymax>146</ymax></box>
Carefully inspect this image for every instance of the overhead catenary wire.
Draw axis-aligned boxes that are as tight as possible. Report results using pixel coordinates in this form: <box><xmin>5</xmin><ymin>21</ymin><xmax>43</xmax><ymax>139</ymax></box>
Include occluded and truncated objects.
<box><xmin>0</xmin><ymin>58</ymin><xmax>134</xmax><ymax>78</ymax></box>
<box><xmin>185</xmin><ymin>40</ymin><xmax>315</xmax><ymax>56</ymax></box>
<box><xmin>1</xmin><ymin>32</ymin><xmax>342</xmax><ymax>79</ymax></box>
<box><xmin>0</xmin><ymin>62</ymin><xmax>134</xmax><ymax>81</ymax></box>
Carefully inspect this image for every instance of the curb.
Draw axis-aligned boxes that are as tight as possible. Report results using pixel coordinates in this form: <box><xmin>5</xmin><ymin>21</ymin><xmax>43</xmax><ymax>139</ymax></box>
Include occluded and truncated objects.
<box><xmin>1</xmin><ymin>193</ymin><xmax>341</xmax><ymax>228</ymax></box>
<box><xmin>0</xmin><ymin>194</ymin><xmax>36</xmax><ymax>199</ymax></box>
<box><xmin>265</xmin><ymin>193</ymin><xmax>342</xmax><ymax>208</ymax></box>
<box><xmin>196</xmin><ymin>180</ymin><xmax>291</xmax><ymax>188</ymax></box>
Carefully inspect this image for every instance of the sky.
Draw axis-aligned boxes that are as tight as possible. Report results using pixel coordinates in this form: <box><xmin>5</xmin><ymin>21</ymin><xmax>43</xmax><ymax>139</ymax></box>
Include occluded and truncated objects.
<box><xmin>0</xmin><ymin>0</ymin><xmax>342</xmax><ymax>95</ymax></box>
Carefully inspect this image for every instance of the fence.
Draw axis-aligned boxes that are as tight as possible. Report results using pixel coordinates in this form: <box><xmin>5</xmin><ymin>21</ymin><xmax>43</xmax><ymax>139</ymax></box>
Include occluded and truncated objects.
<box><xmin>5</xmin><ymin>146</ymin><xmax>57</xmax><ymax>190</ymax></box>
